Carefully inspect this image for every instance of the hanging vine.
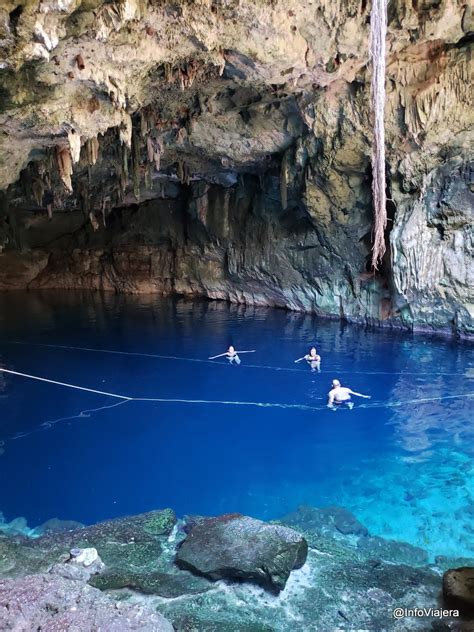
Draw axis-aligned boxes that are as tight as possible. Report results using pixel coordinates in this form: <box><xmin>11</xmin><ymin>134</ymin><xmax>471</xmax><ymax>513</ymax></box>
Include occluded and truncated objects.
<box><xmin>370</xmin><ymin>0</ymin><xmax>388</xmax><ymax>269</ymax></box>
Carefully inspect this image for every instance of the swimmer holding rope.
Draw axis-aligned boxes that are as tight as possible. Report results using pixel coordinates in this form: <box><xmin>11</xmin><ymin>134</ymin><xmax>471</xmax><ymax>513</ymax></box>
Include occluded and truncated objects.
<box><xmin>294</xmin><ymin>347</ymin><xmax>321</xmax><ymax>372</ymax></box>
<box><xmin>327</xmin><ymin>379</ymin><xmax>371</xmax><ymax>410</ymax></box>
<box><xmin>208</xmin><ymin>345</ymin><xmax>256</xmax><ymax>365</ymax></box>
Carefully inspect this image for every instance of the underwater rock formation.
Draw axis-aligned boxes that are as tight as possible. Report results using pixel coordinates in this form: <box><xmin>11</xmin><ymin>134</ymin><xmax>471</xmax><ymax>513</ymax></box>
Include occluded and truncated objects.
<box><xmin>175</xmin><ymin>513</ymin><xmax>308</xmax><ymax>592</ymax></box>
<box><xmin>0</xmin><ymin>563</ymin><xmax>174</xmax><ymax>632</ymax></box>
<box><xmin>0</xmin><ymin>0</ymin><xmax>472</xmax><ymax>336</ymax></box>
<box><xmin>0</xmin><ymin>505</ymin><xmax>469</xmax><ymax>631</ymax></box>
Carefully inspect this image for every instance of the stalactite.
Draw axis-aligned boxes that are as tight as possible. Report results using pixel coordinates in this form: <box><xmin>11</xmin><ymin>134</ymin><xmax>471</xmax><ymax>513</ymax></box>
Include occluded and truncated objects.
<box><xmin>86</xmin><ymin>137</ymin><xmax>99</xmax><ymax>166</ymax></box>
<box><xmin>56</xmin><ymin>147</ymin><xmax>73</xmax><ymax>192</ymax></box>
<box><xmin>196</xmin><ymin>185</ymin><xmax>209</xmax><ymax>224</ymax></box>
<box><xmin>176</xmin><ymin>127</ymin><xmax>187</xmax><ymax>144</ymax></box>
<box><xmin>122</xmin><ymin>144</ymin><xmax>129</xmax><ymax>180</ymax></box>
<box><xmin>146</xmin><ymin>135</ymin><xmax>162</xmax><ymax>171</ymax></box>
<box><xmin>140</xmin><ymin>110</ymin><xmax>148</xmax><ymax>137</ymax></box>
<box><xmin>101</xmin><ymin>196</ymin><xmax>110</xmax><ymax>227</ymax></box>
<box><xmin>119</xmin><ymin>114</ymin><xmax>133</xmax><ymax>148</ymax></box>
<box><xmin>280</xmin><ymin>152</ymin><xmax>288</xmax><ymax>211</ymax></box>
<box><xmin>68</xmin><ymin>130</ymin><xmax>81</xmax><ymax>164</ymax></box>
<box><xmin>132</xmin><ymin>128</ymin><xmax>141</xmax><ymax>201</ymax></box>
<box><xmin>370</xmin><ymin>0</ymin><xmax>388</xmax><ymax>269</ymax></box>
<box><xmin>177</xmin><ymin>159</ymin><xmax>190</xmax><ymax>185</ymax></box>
<box><xmin>89</xmin><ymin>211</ymin><xmax>99</xmax><ymax>231</ymax></box>
<box><xmin>217</xmin><ymin>47</ymin><xmax>225</xmax><ymax>76</ymax></box>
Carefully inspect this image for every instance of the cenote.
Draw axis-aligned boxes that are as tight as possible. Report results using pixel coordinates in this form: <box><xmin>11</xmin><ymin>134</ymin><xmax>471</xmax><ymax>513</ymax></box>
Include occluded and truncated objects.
<box><xmin>1</xmin><ymin>291</ymin><xmax>472</xmax><ymax>561</ymax></box>
<box><xmin>1</xmin><ymin>0</ymin><xmax>473</xmax><ymax>628</ymax></box>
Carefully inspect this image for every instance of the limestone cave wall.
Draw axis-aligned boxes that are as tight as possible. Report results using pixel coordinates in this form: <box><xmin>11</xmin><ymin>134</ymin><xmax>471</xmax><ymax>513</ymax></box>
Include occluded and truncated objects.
<box><xmin>0</xmin><ymin>0</ymin><xmax>472</xmax><ymax>336</ymax></box>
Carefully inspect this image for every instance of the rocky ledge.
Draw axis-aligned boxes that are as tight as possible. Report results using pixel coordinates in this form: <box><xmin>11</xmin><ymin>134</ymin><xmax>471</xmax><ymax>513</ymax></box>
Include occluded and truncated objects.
<box><xmin>1</xmin><ymin>505</ymin><xmax>473</xmax><ymax>631</ymax></box>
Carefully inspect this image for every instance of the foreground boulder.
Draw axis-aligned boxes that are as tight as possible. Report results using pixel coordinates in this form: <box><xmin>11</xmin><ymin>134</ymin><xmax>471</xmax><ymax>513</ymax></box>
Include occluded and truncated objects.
<box><xmin>0</xmin><ymin>564</ymin><xmax>173</xmax><ymax>631</ymax></box>
<box><xmin>176</xmin><ymin>514</ymin><xmax>308</xmax><ymax>593</ymax></box>
<box><xmin>443</xmin><ymin>567</ymin><xmax>474</xmax><ymax>616</ymax></box>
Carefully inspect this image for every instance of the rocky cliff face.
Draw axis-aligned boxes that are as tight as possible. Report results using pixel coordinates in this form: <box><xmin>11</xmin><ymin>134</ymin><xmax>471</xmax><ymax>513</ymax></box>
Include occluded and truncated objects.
<box><xmin>0</xmin><ymin>0</ymin><xmax>472</xmax><ymax>336</ymax></box>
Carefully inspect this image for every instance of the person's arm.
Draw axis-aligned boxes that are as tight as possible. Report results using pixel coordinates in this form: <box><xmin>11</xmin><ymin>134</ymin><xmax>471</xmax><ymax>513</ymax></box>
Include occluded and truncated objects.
<box><xmin>234</xmin><ymin>350</ymin><xmax>256</xmax><ymax>354</ymax></box>
<box><xmin>327</xmin><ymin>391</ymin><xmax>335</xmax><ymax>407</ymax></box>
<box><xmin>348</xmin><ymin>389</ymin><xmax>371</xmax><ymax>399</ymax></box>
<box><xmin>208</xmin><ymin>352</ymin><xmax>228</xmax><ymax>359</ymax></box>
<box><xmin>294</xmin><ymin>356</ymin><xmax>306</xmax><ymax>363</ymax></box>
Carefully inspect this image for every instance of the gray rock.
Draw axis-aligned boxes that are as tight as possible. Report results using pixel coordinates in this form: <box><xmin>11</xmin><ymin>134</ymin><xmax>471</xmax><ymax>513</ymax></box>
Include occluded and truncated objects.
<box><xmin>279</xmin><ymin>504</ymin><xmax>369</xmax><ymax>538</ymax></box>
<box><xmin>443</xmin><ymin>567</ymin><xmax>474</xmax><ymax>616</ymax></box>
<box><xmin>357</xmin><ymin>535</ymin><xmax>428</xmax><ymax>566</ymax></box>
<box><xmin>32</xmin><ymin>518</ymin><xmax>85</xmax><ymax>535</ymax></box>
<box><xmin>176</xmin><ymin>514</ymin><xmax>308</xmax><ymax>593</ymax></box>
<box><xmin>0</xmin><ymin>564</ymin><xmax>174</xmax><ymax>631</ymax></box>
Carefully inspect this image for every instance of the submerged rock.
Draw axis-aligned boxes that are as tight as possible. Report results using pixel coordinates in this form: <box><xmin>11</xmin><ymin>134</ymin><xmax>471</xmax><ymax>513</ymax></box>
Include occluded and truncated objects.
<box><xmin>277</xmin><ymin>505</ymin><xmax>430</xmax><ymax>567</ymax></box>
<box><xmin>32</xmin><ymin>517</ymin><xmax>85</xmax><ymax>536</ymax></box>
<box><xmin>0</xmin><ymin>509</ymin><xmax>176</xmax><ymax>580</ymax></box>
<box><xmin>89</xmin><ymin>568</ymin><xmax>212</xmax><ymax>598</ymax></box>
<box><xmin>175</xmin><ymin>514</ymin><xmax>308</xmax><ymax>593</ymax></box>
<box><xmin>279</xmin><ymin>504</ymin><xmax>369</xmax><ymax>538</ymax></box>
<box><xmin>0</xmin><ymin>564</ymin><xmax>174</xmax><ymax>631</ymax></box>
<box><xmin>443</xmin><ymin>567</ymin><xmax>474</xmax><ymax>616</ymax></box>
<box><xmin>357</xmin><ymin>536</ymin><xmax>428</xmax><ymax>566</ymax></box>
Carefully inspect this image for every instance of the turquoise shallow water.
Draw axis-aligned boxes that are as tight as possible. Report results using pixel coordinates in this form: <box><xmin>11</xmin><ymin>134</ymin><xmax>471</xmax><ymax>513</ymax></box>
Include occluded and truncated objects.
<box><xmin>0</xmin><ymin>291</ymin><xmax>472</xmax><ymax>560</ymax></box>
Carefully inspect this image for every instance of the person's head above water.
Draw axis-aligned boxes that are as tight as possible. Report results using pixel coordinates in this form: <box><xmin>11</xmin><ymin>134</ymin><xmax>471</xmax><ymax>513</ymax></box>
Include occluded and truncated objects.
<box><xmin>228</xmin><ymin>345</ymin><xmax>235</xmax><ymax>353</ymax></box>
<box><xmin>309</xmin><ymin>347</ymin><xmax>317</xmax><ymax>356</ymax></box>
<box><xmin>332</xmin><ymin>379</ymin><xmax>341</xmax><ymax>388</ymax></box>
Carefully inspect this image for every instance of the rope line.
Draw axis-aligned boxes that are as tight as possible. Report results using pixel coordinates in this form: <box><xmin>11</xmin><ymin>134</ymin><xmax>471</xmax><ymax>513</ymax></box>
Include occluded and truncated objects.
<box><xmin>0</xmin><ymin>341</ymin><xmax>469</xmax><ymax>378</ymax></box>
<box><xmin>1</xmin><ymin>367</ymin><xmax>473</xmax><ymax>412</ymax></box>
<box><xmin>0</xmin><ymin>368</ymin><xmax>131</xmax><ymax>400</ymax></box>
<box><xmin>0</xmin><ymin>366</ymin><xmax>472</xmax><ymax>449</ymax></box>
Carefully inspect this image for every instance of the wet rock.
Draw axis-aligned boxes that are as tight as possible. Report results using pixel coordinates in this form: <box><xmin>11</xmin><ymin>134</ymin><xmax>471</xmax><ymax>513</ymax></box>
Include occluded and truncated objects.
<box><xmin>32</xmin><ymin>517</ymin><xmax>85</xmax><ymax>535</ymax></box>
<box><xmin>278</xmin><ymin>504</ymin><xmax>369</xmax><ymax>538</ymax></box>
<box><xmin>69</xmin><ymin>547</ymin><xmax>105</xmax><ymax>576</ymax></box>
<box><xmin>0</xmin><ymin>564</ymin><xmax>174</xmax><ymax>631</ymax></box>
<box><xmin>175</xmin><ymin>514</ymin><xmax>308</xmax><ymax>593</ymax></box>
<box><xmin>0</xmin><ymin>516</ymin><xmax>31</xmax><ymax>537</ymax></box>
<box><xmin>0</xmin><ymin>510</ymin><xmax>175</xmax><ymax>580</ymax></box>
<box><xmin>443</xmin><ymin>567</ymin><xmax>474</xmax><ymax>616</ymax></box>
<box><xmin>89</xmin><ymin>568</ymin><xmax>212</xmax><ymax>598</ymax></box>
<box><xmin>357</xmin><ymin>536</ymin><xmax>429</xmax><ymax>566</ymax></box>
<box><xmin>31</xmin><ymin>508</ymin><xmax>176</xmax><ymax>550</ymax></box>
<box><xmin>157</xmin><ymin>547</ymin><xmax>442</xmax><ymax>632</ymax></box>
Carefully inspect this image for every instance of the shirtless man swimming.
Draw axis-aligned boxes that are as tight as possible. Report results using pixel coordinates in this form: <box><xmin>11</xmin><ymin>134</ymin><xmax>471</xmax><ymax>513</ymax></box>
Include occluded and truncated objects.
<box><xmin>327</xmin><ymin>379</ymin><xmax>371</xmax><ymax>409</ymax></box>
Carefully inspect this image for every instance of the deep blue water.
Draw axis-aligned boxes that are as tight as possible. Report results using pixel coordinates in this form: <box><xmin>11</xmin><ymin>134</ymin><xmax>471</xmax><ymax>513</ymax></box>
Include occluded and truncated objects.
<box><xmin>0</xmin><ymin>291</ymin><xmax>472</xmax><ymax>559</ymax></box>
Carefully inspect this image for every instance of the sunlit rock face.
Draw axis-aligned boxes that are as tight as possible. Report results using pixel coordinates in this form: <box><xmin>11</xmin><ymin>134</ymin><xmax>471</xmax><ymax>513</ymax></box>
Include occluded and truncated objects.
<box><xmin>0</xmin><ymin>0</ymin><xmax>472</xmax><ymax>336</ymax></box>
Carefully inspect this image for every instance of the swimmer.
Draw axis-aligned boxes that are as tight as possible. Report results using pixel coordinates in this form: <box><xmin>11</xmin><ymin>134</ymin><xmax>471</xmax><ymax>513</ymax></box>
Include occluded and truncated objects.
<box><xmin>294</xmin><ymin>347</ymin><xmax>321</xmax><ymax>372</ymax></box>
<box><xmin>327</xmin><ymin>379</ymin><xmax>371</xmax><ymax>410</ymax></box>
<box><xmin>208</xmin><ymin>346</ymin><xmax>255</xmax><ymax>365</ymax></box>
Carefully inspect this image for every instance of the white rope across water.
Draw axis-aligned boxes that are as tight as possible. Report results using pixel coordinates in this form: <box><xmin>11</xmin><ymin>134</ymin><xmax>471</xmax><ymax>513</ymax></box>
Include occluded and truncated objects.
<box><xmin>0</xmin><ymin>341</ymin><xmax>468</xmax><ymax>378</ymax></box>
<box><xmin>0</xmin><ymin>367</ymin><xmax>473</xmax><ymax>412</ymax></box>
<box><xmin>0</xmin><ymin>368</ymin><xmax>131</xmax><ymax>400</ymax></box>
